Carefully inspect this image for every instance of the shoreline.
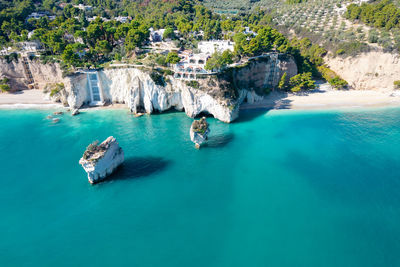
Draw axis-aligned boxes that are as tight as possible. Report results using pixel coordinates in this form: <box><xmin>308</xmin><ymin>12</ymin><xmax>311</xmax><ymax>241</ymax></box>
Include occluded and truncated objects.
<box><xmin>1</xmin><ymin>89</ymin><xmax>400</xmax><ymax>113</ymax></box>
<box><xmin>239</xmin><ymin>89</ymin><xmax>400</xmax><ymax>111</ymax></box>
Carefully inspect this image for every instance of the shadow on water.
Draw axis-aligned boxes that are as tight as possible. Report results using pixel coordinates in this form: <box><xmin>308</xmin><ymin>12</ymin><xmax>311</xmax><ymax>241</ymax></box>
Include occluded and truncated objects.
<box><xmin>106</xmin><ymin>157</ymin><xmax>170</xmax><ymax>182</ymax></box>
<box><xmin>235</xmin><ymin>108</ymin><xmax>270</xmax><ymax>123</ymax></box>
<box><xmin>235</xmin><ymin>92</ymin><xmax>294</xmax><ymax>123</ymax></box>
<box><xmin>204</xmin><ymin>133</ymin><xmax>234</xmax><ymax>148</ymax></box>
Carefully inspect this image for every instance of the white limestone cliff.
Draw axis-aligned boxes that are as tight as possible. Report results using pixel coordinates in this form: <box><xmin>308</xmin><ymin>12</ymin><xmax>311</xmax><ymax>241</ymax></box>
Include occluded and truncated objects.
<box><xmin>64</xmin><ymin>68</ymin><xmax>240</xmax><ymax>122</ymax></box>
<box><xmin>79</xmin><ymin>136</ymin><xmax>124</xmax><ymax>184</ymax></box>
<box><xmin>0</xmin><ymin>54</ymin><xmax>298</xmax><ymax>122</ymax></box>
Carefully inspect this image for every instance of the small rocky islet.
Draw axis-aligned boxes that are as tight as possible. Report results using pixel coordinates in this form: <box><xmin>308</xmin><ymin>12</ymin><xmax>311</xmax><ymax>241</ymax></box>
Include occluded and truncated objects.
<box><xmin>190</xmin><ymin>117</ymin><xmax>210</xmax><ymax>149</ymax></box>
<box><xmin>79</xmin><ymin>136</ymin><xmax>124</xmax><ymax>184</ymax></box>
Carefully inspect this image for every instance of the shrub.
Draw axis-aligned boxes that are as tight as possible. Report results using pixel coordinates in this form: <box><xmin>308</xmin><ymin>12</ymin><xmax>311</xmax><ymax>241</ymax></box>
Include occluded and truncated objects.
<box><xmin>49</xmin><ymin>83</ymin><xmax>65</xmax><ymax>97</ymax></box>
<box><xmin>278</xmin><ymin>72</ymin><xmax>288</xmax><ymax>90</ymax></box>
<box><xmin>186</xmin><ymin>80</ymin><xmax>199</xmax><ymax>89</ymax></box>
<box><xmin>368</xmin><ymin>30</ymin><xmax>379</xmax><ymax>43</ymax></box>
<box><xmin>155</xmin><ymin>55</ymin><xmax>167</xmax><ymax>66</ymax></box>
<box><xmin>336</xmin><ymin>49</ymin><xmax>345</xmax><ymax>55</ymax></box>
<box><xmin>0</xmin><ymin>84</ymin><xmax>10</xmax><ymax>92</ymax></box>
<box><xmin>394</xmin><ymin>80</ymin><xmax>400</xmax><ymax>89</ymax></box>
<box><xmin>335</xmin><ymin>41</ymin><xmax>369</xmax><ymax>57</ymax></box>
<box><xmin>150</xmin><ymin>71</ymin><xmax>165</xmax><ymax>86</ymax></box>
<box><xmin>317</xmin><ymin>66</ymin><xmax>348</xmax><ymax>89</ymax></box>
<box><xmin>289</xmin><ymin>72</ymin><xmax>315</xmax><ymax>92</ymax></box>
<box><xmin>4</xmin><ymin>53</ymin><xmax>18</xmax><ymax>63</ymax></box>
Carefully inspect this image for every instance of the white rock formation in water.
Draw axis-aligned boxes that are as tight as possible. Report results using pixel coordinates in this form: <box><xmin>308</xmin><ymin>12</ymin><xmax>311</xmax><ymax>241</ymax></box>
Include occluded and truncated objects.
<box><xmin>190</xmin><ymin>117</ymin><xmax>210</xmax><ymax>148</ymax></box>
<box><xmin>79</xmin><ymin>136</ymin><xmax>124</xmax><ymax>184</ymax></box>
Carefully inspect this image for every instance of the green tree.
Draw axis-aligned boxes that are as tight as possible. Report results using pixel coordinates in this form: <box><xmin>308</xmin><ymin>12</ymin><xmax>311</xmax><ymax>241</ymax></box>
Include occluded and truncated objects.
<box><xmin>95</xmin><ymin>40</ymin><xmax>112</xmax><ymax>54</ymax></box>
<box><xmin>163</xmin><ymin>27</ymin><xmax>175</xmax><ymax>40</ymax></box>
<box><xmin>278</xmin><ymin>72</ymin><xmax>288</xmax><ymax>90</ymax></box>
<box><xmin>205</xmin><ymin>50</ymin><xmax>233</xmax><ymax>71</ymax></box>
<box><xmin>61</xmin><ymin>44</ymin><xmax>80</xmax><ymax>66</ymax></box>
<box><xmin>166</xmin><ymin>52</ymin><xmax>181</xmax><ymax>64</ymax></box>
<box><xmin>289</xmin><ymin>72</ymin><xmax>315</xmax><ymax>92</ymax></box>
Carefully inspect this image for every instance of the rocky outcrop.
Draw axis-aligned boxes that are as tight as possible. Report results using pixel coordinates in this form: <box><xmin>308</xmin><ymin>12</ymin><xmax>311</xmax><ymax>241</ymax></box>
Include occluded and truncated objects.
<box><xmin>71</xmin><ymin>108</ymin><xmax>80</xmax><ymax>116</ymax></box>
<box><xmin>232</xmin><ymin>54</ymin><xmax>298</xmax><ymax>95</ymax></box>
<box><xmin>79</xmin><ymin>136</ymin><xmax>124</xmax><ymax>184</ymax></box>
<box><xmin>190</xmin><ymin>117</ymin><xmax>210</xmax><ymax>148</ymax></box>
<box><xmin>325</xmin><ymin>51</ymin><xmax>400</xmax><ymax>91</ymax></box>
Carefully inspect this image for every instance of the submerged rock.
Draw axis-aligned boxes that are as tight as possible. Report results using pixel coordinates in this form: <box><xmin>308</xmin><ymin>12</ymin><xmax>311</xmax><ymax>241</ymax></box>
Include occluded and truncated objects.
<box><xmin>190</xmin><ymin>117</ymin><xmax>210</xmax><ymax>149</ymax></box>
<box><xmin>79</xmin><ymin>136</ymin><xmax>124</xmax><ymax>184</ymax></box>
<box><xmin>53</xmin><ymin>111</ymin><xmax>63</xmax><ymax>115</ymax></box>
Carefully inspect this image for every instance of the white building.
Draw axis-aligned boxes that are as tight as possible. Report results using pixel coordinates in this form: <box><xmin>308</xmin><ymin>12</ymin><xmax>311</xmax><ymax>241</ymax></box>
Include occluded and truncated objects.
<box><xmin>19</xmin><ymin>41</ymin><xmax>41</xmax><ymax>52</ymax></box>
<box><xmin>27</xmin><ymin>12</ymin><xmax>49</xmax><ymax>20</ymax></box>
<box><xmin>198</xmin><ymin>40</ymin><xmax>234</xmax><ymax>54</ymax></box>
<box><xmin>244</xmin><ymin>27</ymin><xmax>257</xmax><ymax>36</ymax></box>
<box><xmin>115</xmin><ymin>16</ymin><xmax>130</xmax><ymax>23</ymax></box>
<box><xmin>28</xmin><ymin>31</ymin><xmax>35</xmax><ymax>39</ymax></box>
<box><xmin>0</xmin><ymin>47</ymin><xmax>12</xmax><ymax>56</ymax></box>
<box><xmin>87</xmin><ymin>16</ymin><xmax>109</xmax><ymax>22</ymax></box>
<box><xmin>73</xmin><ymin>4</ymin><xmax>93</xmax><ymax>11</ymax></box>
<box><xmin>149</xmin><ymin>28</ymin><xmax>165</xmax><ymax>42</ymax></box>
<box><xmin>173</xmin><ymin>52</ymin><xmax>211</xmax><ymax>80</ymax></box>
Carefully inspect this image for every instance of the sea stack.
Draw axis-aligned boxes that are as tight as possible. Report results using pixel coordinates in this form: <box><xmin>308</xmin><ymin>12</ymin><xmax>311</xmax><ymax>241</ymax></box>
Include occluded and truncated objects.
<box><xmin>79</xmin><ymin>136</ymin><xmax>124</xmax><ymax>184</ymax></box>
<box><xmin>190</xmin><ymin>117</ymin><xmax>210</xmax><ymax>149</ymax></box>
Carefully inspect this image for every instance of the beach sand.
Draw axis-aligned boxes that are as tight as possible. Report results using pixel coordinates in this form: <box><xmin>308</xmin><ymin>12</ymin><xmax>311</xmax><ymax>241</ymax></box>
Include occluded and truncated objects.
<box><xmin>1</xmin><ymin>88</ymin><xmax>400</xmax><ymax>111</ymax></box>
<box><xmin>0</xmin><ymin>90</ymin><xmax>61</xmax><ymax>109</ymax></box>
<box><xmin>240</xmin><ymin>89</ymin><xmax>400</xmax><ymax>111</ymax></box>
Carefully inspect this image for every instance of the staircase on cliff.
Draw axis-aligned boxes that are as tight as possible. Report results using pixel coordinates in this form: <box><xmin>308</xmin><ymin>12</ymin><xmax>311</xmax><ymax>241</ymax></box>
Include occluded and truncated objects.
<box><xmin>266</xmin><ymin>53</ymin><xmax>280</xmax><ymax>89</ymax></box>
<box><xmin>22</xmin><ymin>57</ymin><xmax>37</xmax><ymax>89</ymax></box>
<box><xmin>86</xmin><ymin>71</ymin><xmax>104</xmax><ymax>105</ymax></box>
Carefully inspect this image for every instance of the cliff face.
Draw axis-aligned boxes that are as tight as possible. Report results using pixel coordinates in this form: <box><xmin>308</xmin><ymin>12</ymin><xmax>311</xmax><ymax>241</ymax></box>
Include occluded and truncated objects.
<box><xmin>325</xmin><ymin>51</ymin><xmax>400</xmax><ymax>91</ymax></box>
<box><xmin>63</xmin><ymin>68</ymin><xmax>239</xmax><ymax>122</ymax></box>
<box><xmin>233</xmin><ymin>54</ymin><xmax>298</xmax><ymax>95</ymax></box>
<box><xmin>0</xmin><ymin>59</ymin><xmax>63</xmax><ymax>90</ymax></box>
<box><xmin>0</xmin><ymin>53</ymin><xmax>298</xmax><ymax>122</ymax></box>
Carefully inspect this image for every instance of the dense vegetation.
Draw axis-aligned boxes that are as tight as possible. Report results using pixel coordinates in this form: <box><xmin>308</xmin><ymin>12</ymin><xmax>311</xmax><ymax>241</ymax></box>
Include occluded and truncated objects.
<box><xmin>0</xmin><ymin>0</ymin><xmax>347</xmax><ymax>92</ymax></box>
<box><xmin>345</xmin><ymin>0</ymin><xmax>400</xmax><ymax>30</ymax></box>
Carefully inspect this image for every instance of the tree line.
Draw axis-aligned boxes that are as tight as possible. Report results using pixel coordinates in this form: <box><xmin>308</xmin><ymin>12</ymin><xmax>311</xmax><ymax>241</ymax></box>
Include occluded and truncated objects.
<box><xmin>345</xmin><ymin>0</ymin><xmax>400</xmax><ymax>30</ymax></box>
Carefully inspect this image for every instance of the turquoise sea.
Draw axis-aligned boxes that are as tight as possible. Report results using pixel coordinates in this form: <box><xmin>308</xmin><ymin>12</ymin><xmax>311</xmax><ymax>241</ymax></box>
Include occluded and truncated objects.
<box><xmin>1</xmin><ymin>107</ymin><xmax>400</xmax><ymax>267</ymax></box>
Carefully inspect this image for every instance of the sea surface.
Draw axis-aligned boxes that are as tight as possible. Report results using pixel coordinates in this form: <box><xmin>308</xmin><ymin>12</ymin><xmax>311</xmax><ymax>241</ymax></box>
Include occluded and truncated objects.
<box><xmin>0</xmin><ymin>107</ymin><xmax>400</xmax><ymax>267</ymax></box>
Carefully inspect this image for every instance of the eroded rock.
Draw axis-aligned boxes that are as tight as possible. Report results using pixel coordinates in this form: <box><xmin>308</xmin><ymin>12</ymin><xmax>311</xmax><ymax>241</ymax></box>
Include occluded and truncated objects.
<box><xmin>190</xmin><ymin>117</ymin><xmax>210</xmax><ymax>149</ymax></box>
<box><xmin>79</xmin><ymin>136</ymin><xmax>124</xmax><ymax>184</ymax></box>
<box><xmin>71</xmin><ymin>109</ymin><xmax>80</xmax><ymax>116</ymax></box>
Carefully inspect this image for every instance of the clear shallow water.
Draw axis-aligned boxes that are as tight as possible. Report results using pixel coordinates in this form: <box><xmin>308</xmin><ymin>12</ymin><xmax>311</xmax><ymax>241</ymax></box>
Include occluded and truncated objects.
<box><xmin>1</xmin><ymin>108</ymin><xmax>400</xmax><ymax>267</ymax></box>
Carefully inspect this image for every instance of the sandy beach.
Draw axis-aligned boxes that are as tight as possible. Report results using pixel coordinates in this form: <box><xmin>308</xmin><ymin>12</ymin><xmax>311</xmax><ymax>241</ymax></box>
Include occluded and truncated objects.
<box><xmin>1</xmin><ymin>88</ymin><xmax>400</xmax><ymax>111</ymax></box>
<box><xmin>240</xmin><ymin>89</ymin><xmax>400</xmax><ymax>111</ymax></box>
<box><xmin>0</xmin><ymin>90</ymin><xmax>62</xmax><ymax>109</ymax></box>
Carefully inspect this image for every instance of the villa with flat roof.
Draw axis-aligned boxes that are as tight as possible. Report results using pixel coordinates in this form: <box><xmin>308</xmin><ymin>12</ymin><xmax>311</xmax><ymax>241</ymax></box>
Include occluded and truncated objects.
<box><xmin>173</xmin><ymin>53</ymin><xmax>212</xmax><ymax>80</ymax></box>
<box><xmin>198</xmin><ymin>40</ymin><xmax>234</xmax><ymax>54</ymax></box>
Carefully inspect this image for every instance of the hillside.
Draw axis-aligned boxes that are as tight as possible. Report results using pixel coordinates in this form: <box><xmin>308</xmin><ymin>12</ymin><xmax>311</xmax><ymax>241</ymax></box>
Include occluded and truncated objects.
<box><xmin>204</xmin><ymin>0</ymin><xmax>400</xmax><ymax>56</ymax></box>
